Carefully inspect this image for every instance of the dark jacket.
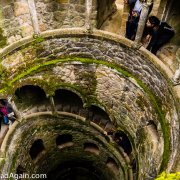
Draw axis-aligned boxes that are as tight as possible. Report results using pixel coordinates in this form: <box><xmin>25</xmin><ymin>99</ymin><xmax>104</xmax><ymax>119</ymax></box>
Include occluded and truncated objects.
<box><xmin>147</xmin><ymin>22</ymin><xmax>175</xmax><ymax>54</ymax></box>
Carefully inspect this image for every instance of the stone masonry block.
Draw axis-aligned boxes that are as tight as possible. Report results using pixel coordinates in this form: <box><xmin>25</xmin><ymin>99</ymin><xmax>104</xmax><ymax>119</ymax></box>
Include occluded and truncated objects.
<box><xmin>3</xmin><ymin>5</ymin><xmax>14</xmax><ymax>19</ymax></box>
<box><xmin>14</xmin><ymin>2</ymin><xmax>29</xmax><ymax>17</ymax></box>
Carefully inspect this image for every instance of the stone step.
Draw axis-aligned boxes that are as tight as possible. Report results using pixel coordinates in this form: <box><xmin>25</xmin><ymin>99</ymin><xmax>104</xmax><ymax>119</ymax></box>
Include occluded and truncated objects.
<box><xmin>99</xmin><ymin>119</ymin><xmax>109</xmax><ymax>129</ymax></box>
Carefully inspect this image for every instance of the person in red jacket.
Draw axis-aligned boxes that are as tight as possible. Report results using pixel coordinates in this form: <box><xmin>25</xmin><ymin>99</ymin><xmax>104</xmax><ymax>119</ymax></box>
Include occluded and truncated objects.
<box><xmin>0</xmin><ymin>101</ymin><xmax>9</xmax><ymax>125</ymax></box>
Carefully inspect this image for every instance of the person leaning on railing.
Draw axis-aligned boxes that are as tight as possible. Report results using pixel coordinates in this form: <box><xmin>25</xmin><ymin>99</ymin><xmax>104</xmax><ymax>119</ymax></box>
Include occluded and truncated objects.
<box><xmin>144</xmin><ymin>16</ymin><xmax>175</xmax><ymax>55</ymax></box>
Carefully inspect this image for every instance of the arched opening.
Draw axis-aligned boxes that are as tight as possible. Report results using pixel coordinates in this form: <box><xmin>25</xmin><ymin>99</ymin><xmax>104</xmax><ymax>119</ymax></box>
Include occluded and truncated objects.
<box><xmin>113</xmin><ymin>131</ymin><xmax>132</xmax><ymax>155</ymax></box>
<box><xmin>47</xmin><ymin>160</ymin><xmax>112</xmax><ymax>180</ymax></box>
<box><xmin>146</xmin><ymin>120</ymin><xmax>159</xmax><ymax>145</ymax></box>
<box><xmin>56</xmin><ymin>134</ymin><xmax>74</xmax><ymax>149</ymax></box>
<box><xmin>88</xmin><ymin>105</ymin><xmax>113</xmax><ymax>131</ymax></box>
<box><xmin>15</xmin><ymin>85</ymin><xmax>48</xmax><ymax>111</ymax></box>
<box><xmin>54</xmin><ymin>89</ymin><xmax>83</xmax><ymax>113</ymax></box>
<box><xmin>29</xmin><ymin>139</ymin><xmax>45</xmax><ymax>160</ymax></box>
<box><xmin>84</xmin><ymin>142</ymin><xmax>100</xmax><ymax>155</ymax></box>
<box><xmin>106</xmin><ymin>157</ymin><xmax>119</xmax><ymax>175</ymax></box>
<box><xmin>147</xmin><ymin>120</ymin><xmax>157</xmax><ymax>130</ymax></box>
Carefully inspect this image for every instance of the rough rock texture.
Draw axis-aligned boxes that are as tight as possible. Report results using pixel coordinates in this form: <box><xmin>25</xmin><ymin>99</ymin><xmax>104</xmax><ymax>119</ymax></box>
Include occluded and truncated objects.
<box><xmin>0</xmin><ymin>1</ymin><xmax>33</xmax><ymax>44</ymax></box>
<box><xmin>0</xmin><ymin>0</ymin><xmax>179</xmax><ymax>178</ymax></box>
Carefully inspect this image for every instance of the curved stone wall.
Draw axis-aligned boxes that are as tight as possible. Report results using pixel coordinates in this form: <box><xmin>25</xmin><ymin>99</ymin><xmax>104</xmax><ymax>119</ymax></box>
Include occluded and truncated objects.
<box><xmin>1</xmin><ymin>113</ymin><xmax>130</xmax><ymax>180</ymax></box>
<box><xmin>0</xmin><ymin>29</ymin><xmax>179</xmax><ymax>179</ymax></box>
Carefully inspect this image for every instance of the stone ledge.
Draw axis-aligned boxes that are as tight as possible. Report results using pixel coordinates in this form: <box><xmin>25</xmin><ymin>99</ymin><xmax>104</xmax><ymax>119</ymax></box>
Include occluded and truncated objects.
<box><xmin>0</xmin><ymin>28</ymin><xmax>173</xmax><ymax>83</ymax></box>
<box><xmin>139</xmin><ymin>46</ymin><xmax>174</xmax><ymax>81</ymax></box>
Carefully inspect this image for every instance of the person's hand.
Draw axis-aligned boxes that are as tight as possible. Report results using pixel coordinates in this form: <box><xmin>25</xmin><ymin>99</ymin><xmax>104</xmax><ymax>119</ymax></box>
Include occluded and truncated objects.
<box><xmin>142</xmin><ymin>34</ymin><xmax>152</xmax><ymax>48</ymax></box>
<box><xmin>132</xmin><ymin>10</ymin><xmax>139</xmax><ymax>17</ymax></box>
<box><xmin>146</xmin><ymin>34</ymin><xmax>151</xmax><ymax>41</ymax></box>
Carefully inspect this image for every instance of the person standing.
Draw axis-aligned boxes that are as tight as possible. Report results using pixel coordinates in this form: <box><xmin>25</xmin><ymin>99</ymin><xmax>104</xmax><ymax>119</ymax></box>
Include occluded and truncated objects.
<box><xmin>125</xmin><ymin>0</ymin><xmax>142</xmax><ymax>40</ymax></box>
<box><xmin>0</xmin><ymin>101</ymin><xmax>9</xmax><ymax>125</ymax></box>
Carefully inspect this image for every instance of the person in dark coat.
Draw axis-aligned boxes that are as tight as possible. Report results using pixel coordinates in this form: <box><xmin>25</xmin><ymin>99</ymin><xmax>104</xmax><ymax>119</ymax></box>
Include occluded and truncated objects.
<box><xmin>145</xmin><ymin>16</ymin><xmax>175</xmax><ymax>54</ymax></box>
<box><xmin>125</xmin><ymin>0</ymin><xmax>142</xmax><ymax>40</ymax></box>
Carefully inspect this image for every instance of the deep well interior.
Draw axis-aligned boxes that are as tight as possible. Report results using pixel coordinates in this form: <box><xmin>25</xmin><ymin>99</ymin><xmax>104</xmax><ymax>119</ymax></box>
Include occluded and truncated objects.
<box><xmin>0</xmin><ymin>0</ymin><xmax>179</xmax><ymax>180</ymax></box>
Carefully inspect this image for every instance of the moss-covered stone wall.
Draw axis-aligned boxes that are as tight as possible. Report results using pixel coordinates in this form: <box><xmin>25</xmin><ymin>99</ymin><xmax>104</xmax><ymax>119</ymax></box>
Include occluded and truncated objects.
<box><xmin>0</xmin><ymin>30</ymin><xmax>179</xmax><ymax>179</ymax></box>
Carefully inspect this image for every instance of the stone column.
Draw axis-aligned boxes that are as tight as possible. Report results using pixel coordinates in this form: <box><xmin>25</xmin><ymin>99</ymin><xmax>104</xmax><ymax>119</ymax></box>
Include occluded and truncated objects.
<box><xmin>85</xmin><ymin>0</ymin><xmax>93</xmax><ymax>31</ymax></box>
<box><xmin>7</xmin><ymin>96</ymin><xmax>21</xmax><ymax>120</ymax></box>
<box><xmin>120</xmin><ymin>3</ymin><xmax>129</xmax><ymax>36</ymax></box>
<box><xmin>27</xmin><ymin>0</ymin><xmax>40</xmax><ymax>34</ymax></box>
<box><xmin>135</xmin><ymin>3</ymin><xmax>151</xmax><ymax>43</ymax></box>
<box><xmin>50</xmin><ymin>97</ymin><xmax>56</xmax><ymax>113</ymax></box>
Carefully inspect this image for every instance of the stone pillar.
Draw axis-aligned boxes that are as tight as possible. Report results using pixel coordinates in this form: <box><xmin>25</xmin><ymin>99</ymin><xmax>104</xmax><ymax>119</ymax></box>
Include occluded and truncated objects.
<box><xmin>50</xmin><ymin>97</ymin><xmax>56</xmax><ymax>113</ymax></box>
<box><xmin>120</xmin><ymin>3</ymin><xmax>129</xmax><ymax>36</ymax></box>
<box><xmin>135</xmin><ymin>3</ymin><xmax>150</xmax><ymax>43</ymax></box>
<box><xmin>27</xmin><ymin>0</ymin><xmax>40</xmax><ymax>34</ymax></box>
<box><xmin>85</xmin><ymin>0</ymin><xmax>93</xmax><ymax>31</ymax></box>
<box><xmin>7</xmin><ymin>96</ymin><xmax>21</xmax><ymax>120</ymax></box>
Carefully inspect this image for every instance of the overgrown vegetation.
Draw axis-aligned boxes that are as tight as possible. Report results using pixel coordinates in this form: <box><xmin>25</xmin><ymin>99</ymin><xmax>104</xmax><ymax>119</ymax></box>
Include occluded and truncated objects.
<box><xmin>155</xmin><ymin>172</ymin><xmax>180</xmax><ymax>179</ymax></box>
<box><xmin>0</xmin><ymin>27</ymin><xmax>7</xmax><ymax>48</ymax></box>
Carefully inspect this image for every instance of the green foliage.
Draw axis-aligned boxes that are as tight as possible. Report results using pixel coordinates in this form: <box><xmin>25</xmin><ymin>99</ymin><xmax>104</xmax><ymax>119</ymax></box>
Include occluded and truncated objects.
<box><xmin>0</xmin><ymin>27</ymin><xmax>7</xmax><ymax>48</ymax></box>
<box><xmin>155</xmin><ymin>172</ymin><xmax>180</xmax><ymax>180</ymax></box>
<box><xmin>33</xmin><ymin>34</ymin><xmax>45</xmax><ymax>44</ymax></box>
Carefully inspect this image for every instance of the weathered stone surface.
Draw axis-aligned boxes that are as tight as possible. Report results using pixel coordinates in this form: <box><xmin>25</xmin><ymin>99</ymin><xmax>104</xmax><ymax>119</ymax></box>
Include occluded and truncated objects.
<box><xmin>14</xmin><ymin>2</ymin><xmax>29</xmax><ymax>17</ymax></box>
<box><xmin>20</xmin><ymin>24</ymin><xmax>33</xmax><ymax>37</ymax></box>
<box><xmin>0</xmin><ymin>0</ymin><xmax>179</xmax><ymax>179</ymax></box>
<box><xmin>35</xmin><ymin>0</ymin><xmax>93</xmax><ymax>30</ymax></box>
<box><xmin>3</xmin><ymin>5</ymin><xmax>14</xmax><ymax>19</ymax></box>
<box><xmin>0</xmin><ymin>2</ymin><xmax>33</xmax><ymax>44</ymax></box>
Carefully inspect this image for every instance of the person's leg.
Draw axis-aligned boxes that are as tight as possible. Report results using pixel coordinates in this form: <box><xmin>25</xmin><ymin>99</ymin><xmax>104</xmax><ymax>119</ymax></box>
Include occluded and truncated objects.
<box><xmin>3</xmin><ymin>116</ymin><xmax>9</xmax><ymax>125</ymax></box>
<box><xmin>126</xmin><ymin>21</ymin><xmax>138</xmax><ymax>40</ymax></box>
<box><xmin>130</xmin><ymin>21</ymin><xmax>138</xmax><ymax>40</ymax></box>
<box><xmin>151</xmin><ymin>33</ymin><xmax>174</xmax><ymax>54</ymax></box>
<box><xmin>126</xmin><ymin>21</ymin><xmax>133</xmax><ymax>39</ymax></box>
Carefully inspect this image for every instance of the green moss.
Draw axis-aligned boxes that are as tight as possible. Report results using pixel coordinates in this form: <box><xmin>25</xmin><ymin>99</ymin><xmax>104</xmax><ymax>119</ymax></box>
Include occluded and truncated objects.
<box><xmin>9</xmin><ymin>151</ymin><xmax>19</xmax><ymax>175</ymax></box>
<box><xmin>0</xmin><ymin>28</ymin><xmax>7</xmax><ymax>48</ymax></box>
<box><xmin>33</xmin><ymin>34</ymin><xmax>45</xmax><ymax>44</ymax></box>
<box><xmin>136</xmin><ymin>95</ymin><xmax>149</xmax><ymax>111</ymax></box>
<box><xmin>0</xmin><ymin>57</ymin><xmax>170</xmax><ymax>171</ymax></box>
<box><xmin>135</xmin><ymin>79</ymin><xmax>169</xmax><ymax>171</ymax></box>
<box><xmin>0</xmin><ymin>158</ymin><xmax>5</xmax><ymax>172</ymax></box>
<box><xmin>155</xmin><ymin>172</ymin><xmax>180</xmax><ymax>180</ymax></box>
